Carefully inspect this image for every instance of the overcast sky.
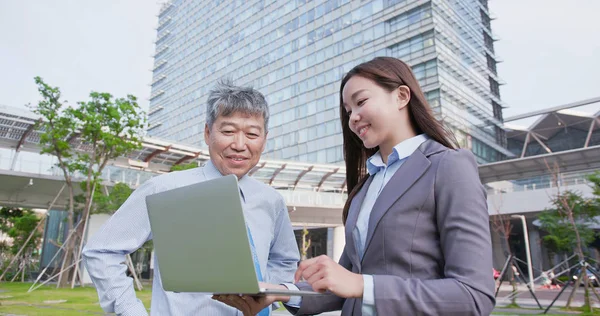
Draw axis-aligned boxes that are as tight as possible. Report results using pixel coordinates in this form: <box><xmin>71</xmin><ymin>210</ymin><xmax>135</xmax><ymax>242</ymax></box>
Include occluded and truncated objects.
<box><xmin>489</xmin><ymin>0</ymin><xmax>600</xmax><ymax>118</ymax></box>
<box><xmin>1</xmin><ymin>1</ymin><xmax>598</xmax><ymax>119</ymax></box>
<box><xmin>0</xmin><ymin>1</ymin><xmax>161</xmax><ymax>112</ymax></box>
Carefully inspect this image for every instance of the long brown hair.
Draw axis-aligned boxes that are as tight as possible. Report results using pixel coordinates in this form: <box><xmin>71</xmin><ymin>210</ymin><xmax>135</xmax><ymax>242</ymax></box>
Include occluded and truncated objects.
<box><xmin>340</xmin><ymin>57</ymin><xmax>458</xmax><ymax>224</ymax></box>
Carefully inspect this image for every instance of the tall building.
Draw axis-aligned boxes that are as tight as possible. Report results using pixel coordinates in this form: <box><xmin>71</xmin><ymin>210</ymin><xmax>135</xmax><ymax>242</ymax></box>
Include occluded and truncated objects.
<box><xmin>147</xmin><ymin>0</ymin><xmax>513</xmax><ymax>164</ymax></box>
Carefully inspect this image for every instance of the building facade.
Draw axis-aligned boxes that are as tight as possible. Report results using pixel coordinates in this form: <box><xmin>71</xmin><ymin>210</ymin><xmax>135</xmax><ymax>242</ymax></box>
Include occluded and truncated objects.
<box><xmin>487</xmin><ymin>102</ymin><xmax>600</xmax><ymax>278</ymax></box>
<box><xmin>147</xmin><ymin>0</ymin><xmax>511</xmax><ymax>164</ymax></box>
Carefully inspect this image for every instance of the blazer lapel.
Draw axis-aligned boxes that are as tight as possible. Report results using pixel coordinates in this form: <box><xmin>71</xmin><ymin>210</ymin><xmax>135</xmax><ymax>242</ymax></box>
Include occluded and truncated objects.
<box><xmin>362</xmin><ymin>148</ymin><xmax>431</xmax><ymax>259</ymax></box>
<box><xmin>344</xmin><ymin>176</ymin><xmax>373</xmax><ymax>269</ymax></box>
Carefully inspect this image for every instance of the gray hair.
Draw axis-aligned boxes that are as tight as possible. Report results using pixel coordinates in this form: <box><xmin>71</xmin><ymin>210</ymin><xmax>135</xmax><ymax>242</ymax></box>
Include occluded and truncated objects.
<box><xmin>205</xmin><ymin>80</ymin><xmax>269</xmax><ymax>132</ymax></box>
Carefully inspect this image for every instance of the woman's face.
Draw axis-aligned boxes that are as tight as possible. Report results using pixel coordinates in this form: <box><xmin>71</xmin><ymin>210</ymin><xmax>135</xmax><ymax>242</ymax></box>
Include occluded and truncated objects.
<box><xmin>342</xmin><ymin>75</ymin><xmax>411</xmax><ymax>151</ymax></box>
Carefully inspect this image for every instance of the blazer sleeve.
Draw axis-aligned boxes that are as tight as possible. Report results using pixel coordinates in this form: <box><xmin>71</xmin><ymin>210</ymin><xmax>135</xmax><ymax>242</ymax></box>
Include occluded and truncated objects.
<box><xmin>372</xmin><ymin>149</ymin><xmax>496</xmax><ymax>316</ymax></box>
<box><xmin>284</xmin><ymin>247</ymin><xmax>351</xmax><ymax>315</ymax></box>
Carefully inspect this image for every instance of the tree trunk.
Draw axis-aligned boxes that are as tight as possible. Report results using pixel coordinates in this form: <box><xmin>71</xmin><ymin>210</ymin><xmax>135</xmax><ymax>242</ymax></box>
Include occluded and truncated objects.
<box><xmin>566</xmin><ymin>268</ymin><xmax>584</xmax><ymax>308</ymax></box>
<box><xmin>70</xmin><ymin>182</ymin><xmax>96</xmax><ymax>288</ymax></box>
<box><xmin>499</xmin><ymin>231</ymin><xmax>519</xmax><ymax>306</ymax></box>
<box><xmin>584</xmin><ymin>274</ymin><xmax>592</xmax><ymax>313</ymax></box>
<box><xmin>57</xmin><ymin>182</ymin><xmax>76</xmax><ymax>288</ymax></box>
<box><xmin>301</xmin><ymin>227</ymin><xmax>311</xmax><ymax>261</ymax></box>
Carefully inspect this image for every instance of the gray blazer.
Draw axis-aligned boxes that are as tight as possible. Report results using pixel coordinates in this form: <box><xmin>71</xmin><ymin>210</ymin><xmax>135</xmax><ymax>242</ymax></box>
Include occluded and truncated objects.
<box><xmin>287</xmin><ymin>140</ymin><xmax>495</xmax><ymax>315</ymax></box>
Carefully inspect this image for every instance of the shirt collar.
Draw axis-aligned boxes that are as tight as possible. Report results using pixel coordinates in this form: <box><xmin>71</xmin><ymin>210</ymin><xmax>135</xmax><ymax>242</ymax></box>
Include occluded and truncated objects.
<box><xmin>203</xmin><ymin>160</ymin><xmax>250</xmax><ymax>202</ymax></box>
<box><xmin>366</xmin><ymin>134</ymin><xmax>429</xmax><ymax>176</ymax></box>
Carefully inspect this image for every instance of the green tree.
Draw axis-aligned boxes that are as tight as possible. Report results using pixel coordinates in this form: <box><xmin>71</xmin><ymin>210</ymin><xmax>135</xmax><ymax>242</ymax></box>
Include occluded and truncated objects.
<box><xmin>300</xmin><ymin>226</ymin><xmax>311</xmax><ymax>260</ymax></box>
<box><xmin>74</xmin><ymin>182</ymin><xmax>134</xmax><ymax>215</ymax></box>
<box><xmin>538</xmin><ymin>192</ymin><xmax>597</xmax><ymax>255</ymax></box>
<box><xmin>7</xmin><ymin>211</ymin><xmax>41</xmax><ymax>255</ymax></box>
<box><xmin>170</xmin><ymin>162</ymin><xmax>198</xmax><ymax>172</ymax></box>
<box><xmin>0</xmin><ymin>207</ymin><xmax>41</xmax><ymax>281</ymax></box>
<box><xmin>590</xmin><ymin>172</ymin><xmax>600</xmax><ymax>206</ymax></box>
<box><xmin>92</xmin><ymin>183</ymin><xmax>134</xmax><ymax>214</ymax></box>
<box><xmin>0</xmin><ymin>207</ymin><xmax>26</xmax><ymax>233</ymax></box>
<box><xmin>31</xmin><ymin>77</ymin><xmax>146</xmax><ymax>287</ymax></box>
<box><xmin>538</xmin><ymin>172</ymin><xmax>600</xmax><ymax>311</ymax></box>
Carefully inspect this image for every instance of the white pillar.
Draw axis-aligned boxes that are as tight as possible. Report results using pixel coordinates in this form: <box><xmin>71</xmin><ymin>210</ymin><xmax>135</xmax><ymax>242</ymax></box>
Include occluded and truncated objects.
<box><xmin>332</xmin><ymin>226</ymin><xmax>345</xmax><ymax>263</ymax></box>
<box><xmin>150</xmin><ymin>250</ymin><xmax>155</xmax><ymax>279</ymax></box>
<box><xmin>81</xmin><ymin>214</ymin><xmax>111</xmax><ymax>284</ymax></box>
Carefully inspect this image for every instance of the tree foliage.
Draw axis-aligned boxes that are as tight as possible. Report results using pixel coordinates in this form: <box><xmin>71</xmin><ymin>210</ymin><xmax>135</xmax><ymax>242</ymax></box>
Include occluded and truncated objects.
<box><xmin>74</xmin><ymin>182</ymin><xmax>134</xmax><ymax>215</ymax></box>
<box><xmin>170</xmin><ymin>162</ymin><xmax>198</xmax><ymax>172</ymax></box>
<box><xmin>538</xmin><ymin>173</ymin><xmax>600</xmax><ymax>256</ymax></box>
<box><xmin>92</xmin><ymin>183</ymin><xmax>134</xmax><ymax>214</ymax></box>
<box><xmin>31</xmin><ymin>76</ymin><xmax>146</xmax><ymax>287</ymax></box>
<box><xmin>538</xmin><ymin>172</ymin><xmax>600</xmax><ymax>310</ymax></box>
<box><xmin>7</xmin><ymin>211</ymin><xmax>42</xmax><ymax>256</ymax></box>
<box><xmin>0</xmin><ymin>207</ymin><xmax>41</xmax><ymax>281</ymax></box>
<box><xmin>0</xmin><ymin>207</ymin><xmax>41</xmax><ymax>256</ymax></box>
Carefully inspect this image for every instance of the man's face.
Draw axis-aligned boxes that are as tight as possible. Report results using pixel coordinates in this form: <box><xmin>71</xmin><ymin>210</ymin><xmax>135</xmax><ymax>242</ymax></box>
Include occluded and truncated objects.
<box><xmin>204</xmin><ymin>111</ymin><xmax>267</xmax><ymax>178</ymax></box>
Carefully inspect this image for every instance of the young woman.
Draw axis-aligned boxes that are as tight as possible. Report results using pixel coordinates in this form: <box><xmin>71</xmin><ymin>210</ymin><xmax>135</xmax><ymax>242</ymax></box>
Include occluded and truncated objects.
<box><xmin>214</xmin><ymin>57</ymin><xmax>495</xmax><ymax>315</ymax></box>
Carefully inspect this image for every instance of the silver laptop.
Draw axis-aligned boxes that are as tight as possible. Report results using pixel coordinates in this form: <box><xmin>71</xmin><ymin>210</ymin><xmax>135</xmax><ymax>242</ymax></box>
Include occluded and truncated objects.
<box><xmin>145</xmin><ymin>174</ymin><xmax>325</xmax><ymax>296</ymax></box>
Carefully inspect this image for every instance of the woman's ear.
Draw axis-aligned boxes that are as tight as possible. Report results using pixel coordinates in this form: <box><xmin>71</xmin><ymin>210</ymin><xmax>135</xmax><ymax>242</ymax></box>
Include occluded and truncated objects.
<box><xmin>396</xmin><ymin>85</ymin><xmax>411</xmax><ymax>110</ymax></box>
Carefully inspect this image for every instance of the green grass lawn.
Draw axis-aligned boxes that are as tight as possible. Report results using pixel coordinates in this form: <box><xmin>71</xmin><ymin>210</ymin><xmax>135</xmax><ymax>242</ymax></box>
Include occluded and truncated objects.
<box><xmin>1</xmin><ymin>282</ymin><xmax>586</xmax><ymax>316</ymax></box>
<box><xmin>0</xmin><ymin>282</ymin><xmax>151</xmax><ymax>315</ymax></box>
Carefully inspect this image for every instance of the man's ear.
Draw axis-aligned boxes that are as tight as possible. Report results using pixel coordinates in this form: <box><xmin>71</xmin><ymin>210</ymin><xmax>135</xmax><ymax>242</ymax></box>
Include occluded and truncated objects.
<box><xmin>204</xmin><ymin>124</ymin><xmax>211</xmax><ymax>145</ymax></box>
<box><xmin>396</xmin><ymin>85</ymin><xmax>411</xmax><ymax>111</ymax></box>
<box><xmin>261</xmin><ymin>131</ymin><xmax>268</xmax><ymax>152</ymax></box>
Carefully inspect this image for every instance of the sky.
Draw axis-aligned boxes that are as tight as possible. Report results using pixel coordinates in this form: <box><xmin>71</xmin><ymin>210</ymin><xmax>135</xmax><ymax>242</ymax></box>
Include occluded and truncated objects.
<box><xmin>0</xmin><ymin>1</ymin><xmax>599</xmax><ymax>119</ymax></box>
<box><xmin>0</xmin><ymin>1</ymin><xmax>161</xmax><ymax>112</ymax></box>
<box><xmin>489</xmin><ymin>0</ymin><xmax>600</xmax><ymax>118</ymax></box>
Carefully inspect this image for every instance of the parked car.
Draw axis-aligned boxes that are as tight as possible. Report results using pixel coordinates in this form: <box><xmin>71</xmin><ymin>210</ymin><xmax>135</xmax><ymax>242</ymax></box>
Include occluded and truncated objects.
<box><xmin>572</xmin><ymin>268</ymin><xmax>600</xmax><ymax>287</ymax></box>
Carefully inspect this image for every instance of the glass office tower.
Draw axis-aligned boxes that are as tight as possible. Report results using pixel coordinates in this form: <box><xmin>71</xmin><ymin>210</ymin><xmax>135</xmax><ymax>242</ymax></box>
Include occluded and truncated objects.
<box><xmin>148</xmin><ymin>0</ymin><xmax>511</xmax><ymax>164</ymax></box>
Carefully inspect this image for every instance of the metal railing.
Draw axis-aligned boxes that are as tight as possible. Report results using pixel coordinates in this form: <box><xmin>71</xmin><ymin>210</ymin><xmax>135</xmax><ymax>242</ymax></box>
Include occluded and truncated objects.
<box><xmin>487</xmin><ymin>172</ymin><xmax>594</xmax><ymax>195</ymax></box>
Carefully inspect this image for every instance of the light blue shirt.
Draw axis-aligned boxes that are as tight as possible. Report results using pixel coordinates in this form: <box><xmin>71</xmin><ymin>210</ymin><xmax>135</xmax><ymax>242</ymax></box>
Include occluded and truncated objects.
<box><xmin>83</xmin><ymin>161</ymin><xmax>300</xmax><ymax>316</ymax></box>
<box><xmin>285</xmin><ymin>134</ymin><xmax>428</xmax><ymax>315</ymax></box>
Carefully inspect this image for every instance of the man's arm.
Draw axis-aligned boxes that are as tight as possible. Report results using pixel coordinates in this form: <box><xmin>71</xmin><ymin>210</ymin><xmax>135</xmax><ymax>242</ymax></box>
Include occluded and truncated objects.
<box><xmin>265</xmin><ymin>197</ymin><xmax>300</xmax><ymax>284</ymax></box>
<box><xmin>264</xmin><ymin>197</ymin><xmax>300</xmax><ymax>310</ymax></box>
<box><xmin>82</xmin><ymin>180</ymin><xmax>157</xmax><ymax>316</ymax></box>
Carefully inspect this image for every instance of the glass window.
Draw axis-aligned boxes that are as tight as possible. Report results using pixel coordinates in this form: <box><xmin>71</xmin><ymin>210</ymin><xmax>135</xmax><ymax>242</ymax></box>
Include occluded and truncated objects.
<box><xmin>308</xmin><ymin>127</ymin><xmax>317</xmax><ymax>139</ymax></box>
<box><xmin>298</xmin><ymin>129</ymin><xmax>307</xmax><ymax>143</ymax></box>
<box><xmin>317</xmin><ymin>124</ymin><xmax>326</xmax><ymax>137</ymax></box>
<box><xmin>326</xmin><ymin>121</ymin><xmax>336</xmax><ymax>135</ymax></box>
<box><xmin>298</xmin><ymin>57</ymin><xmax>307</xmax><ymax>70</ymax></box>
<box><xmin>317</xmin><ymin>150</ymin><xmax>326</xmax><ymax>162</ymax></box>
<box><xmin>353</xmin><ymin>32</ymin><xmax>363</xmax><ymax>47</ymax></box>
<box><xmin>342</xmin><ymin>13</ymin><xmax>352</xmax><ymax>27</ymax></box>
<box><xmin>327</xmin><ymin>147</ymin><xmax>337</xmax><ymax>162</ymax></box>
<box><xmin>389</xmin><ymin>31</ymin><xmax>434</xmax><ymax>59</ymax></box>
<box><xmin>351</xmin><ymin>8</ymin><xmax>361</xmax><ymax>23</ymax></box>
<box><xmin>315</xmin><ymin>3</ymin><xmax>325</xmax><ymax>18</ymax></box>
<box><xmin>425</xmin><ymin>65</ymin><xmax>437</xmax><ymax>77</ymax></box>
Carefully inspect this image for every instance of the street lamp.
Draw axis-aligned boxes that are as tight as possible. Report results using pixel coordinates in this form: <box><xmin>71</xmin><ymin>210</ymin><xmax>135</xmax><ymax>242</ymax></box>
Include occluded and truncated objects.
<box><xmin>511</xmin><ymin>214</ymin><xmax>534</xmax><ymax>292</ymax></box>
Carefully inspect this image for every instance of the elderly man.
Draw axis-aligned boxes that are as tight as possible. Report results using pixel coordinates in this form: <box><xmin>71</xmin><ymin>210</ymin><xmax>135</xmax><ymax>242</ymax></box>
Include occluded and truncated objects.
<box><xmin>83</xmin><ymin>81</ymin><xmax>300</xmax><ymax>316</ymax></box>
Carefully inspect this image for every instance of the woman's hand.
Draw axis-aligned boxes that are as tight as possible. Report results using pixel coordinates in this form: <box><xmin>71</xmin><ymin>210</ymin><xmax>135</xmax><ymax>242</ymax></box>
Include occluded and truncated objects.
<box><xmin>295</xmin><ymin>255</ymin><xmax>364</xmax><ymax>298</ymax></box>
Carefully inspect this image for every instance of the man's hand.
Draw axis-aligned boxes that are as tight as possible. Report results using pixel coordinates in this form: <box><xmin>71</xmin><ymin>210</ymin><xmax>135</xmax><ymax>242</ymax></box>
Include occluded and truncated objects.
<box><xmin>295</xmin><ymin>255</ymin><xmax>364</xmax><ymax>298</ymax></box>
<box><xmin>212</xmin><ymin>283</ymin><xmax>291</xmax><ymax>315</ymax></box>
<box><xmin>212</xmin><ymin>294</ymin><xmax>273</xmax><ymax>316</ymax></box>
